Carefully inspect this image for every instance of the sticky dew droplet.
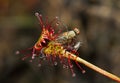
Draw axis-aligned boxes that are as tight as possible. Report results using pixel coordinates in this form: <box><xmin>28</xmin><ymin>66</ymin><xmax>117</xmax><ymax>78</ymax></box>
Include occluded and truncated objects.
<box><xmin>54</xmin><ymin>62</ymin><xmax>57</xmax><ymax>66</ymax></box>
<box><xmin>70</xmin><ymin>65</ymin><xmax>73</xmax><ymax>68</ymax></box>
<box><xmin>38</xmin><ymin>64</ymin><xmax>41</xmax><ymax>67</ymax></box>
<box><xmin>72</xmin><ymin>73</ymin><xmax>76</xmax><ymax>77</ymax></box>
<box><xmin>63</xmin><ymin>65</ymin><xmax>66</xmax><ymax>68</ymax></box>
<box><xmin>15</xmin><ymin>51</ymin><xmax>20</xmax><ymax>55</ymax></box>
<box><xmin>43</xmin><ymin>58</ymin><xmax>46</xmax><ymax>60</ymax></box>
<box><xmin>82</xmin><ymin>70</ymin><xmax>86</xmax><ymax>74</ymax></box>
<box><xmin>29</xmin><ymin>60</ymin><xmax>33</xmax><ymax>62</ymax></box>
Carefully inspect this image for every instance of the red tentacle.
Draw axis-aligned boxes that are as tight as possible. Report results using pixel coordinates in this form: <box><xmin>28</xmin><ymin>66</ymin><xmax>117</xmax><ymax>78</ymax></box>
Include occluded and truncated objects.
<box><xmin>35</xmin><ymin>12</ymin><xmax>44</xmax><ymax>28</ymax></box>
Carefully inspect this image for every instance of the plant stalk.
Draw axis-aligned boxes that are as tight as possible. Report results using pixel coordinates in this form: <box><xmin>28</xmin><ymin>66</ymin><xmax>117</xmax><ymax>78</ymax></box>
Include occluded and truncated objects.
<box><xmin>64</xmin><ymin>50</ymin><xmax>120</xmax><ymax>82</ymax></box>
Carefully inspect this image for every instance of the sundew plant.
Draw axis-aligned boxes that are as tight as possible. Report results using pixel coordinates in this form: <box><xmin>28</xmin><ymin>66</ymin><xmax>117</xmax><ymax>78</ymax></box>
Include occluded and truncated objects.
<box><xmin>16</xmin><ymin>12</ymin><xmax>120</xmax><ymax>82</ymax></box>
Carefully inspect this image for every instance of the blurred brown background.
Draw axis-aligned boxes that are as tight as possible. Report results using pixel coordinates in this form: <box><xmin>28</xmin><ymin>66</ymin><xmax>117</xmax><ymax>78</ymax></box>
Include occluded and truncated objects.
<box><xmin>0</xmin><ymin>0</ymin><xmax>120</xmax><ymax>83</ymax></box>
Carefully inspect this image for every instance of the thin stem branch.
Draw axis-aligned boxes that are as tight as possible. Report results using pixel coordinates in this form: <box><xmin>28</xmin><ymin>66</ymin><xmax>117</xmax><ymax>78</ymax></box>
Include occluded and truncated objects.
<box><xmin>64</xmin><ymin>51</ymin><xmax>120</xmax><ymax>82</ymax></box>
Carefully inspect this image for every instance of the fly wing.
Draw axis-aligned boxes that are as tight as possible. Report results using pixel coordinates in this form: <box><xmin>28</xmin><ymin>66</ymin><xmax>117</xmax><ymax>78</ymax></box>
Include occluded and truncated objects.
<box><xmin>73</xmin><ymin>41</ymin><xmax>81</xmax><ymax>51</ymax></box>
<box><xmin>55</xmin><ymin>28</ymin><xmax>81</xmax><ymax>52</ymax></box>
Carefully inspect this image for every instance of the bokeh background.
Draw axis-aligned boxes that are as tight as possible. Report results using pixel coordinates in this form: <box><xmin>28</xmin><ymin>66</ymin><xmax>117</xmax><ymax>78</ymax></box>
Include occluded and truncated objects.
<box><xmin>0</xmin><ymin>0</ymin><xmax>120</xmax><ymax>83</ymax></box>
